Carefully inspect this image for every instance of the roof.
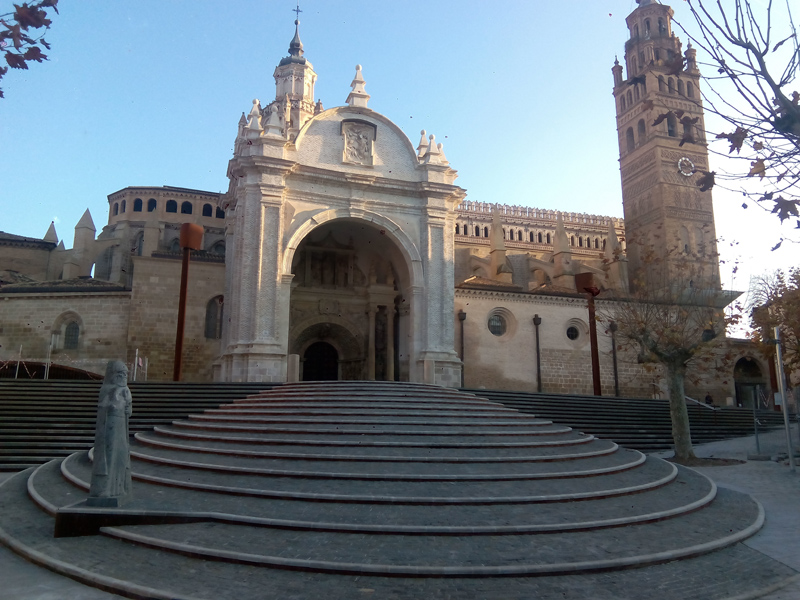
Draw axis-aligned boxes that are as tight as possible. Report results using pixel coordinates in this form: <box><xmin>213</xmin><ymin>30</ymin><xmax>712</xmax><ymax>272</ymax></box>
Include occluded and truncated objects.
<box><xmin>0</xmin><ymin>231</ymin><xmax>56</xmax><ymax>249</ymax></box>
<box><xmin>456</xmin><ymin>276</ymin><xmax>524</xmax><ymax>292</ymax></box>
<box><xmin>0</xmin><ymin>277</ymin><xmax>129</xmax><ymax>294</ymax></box>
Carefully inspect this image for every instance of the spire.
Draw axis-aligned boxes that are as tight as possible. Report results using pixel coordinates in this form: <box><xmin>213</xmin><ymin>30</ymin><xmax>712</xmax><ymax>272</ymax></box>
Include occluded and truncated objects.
<box><xmin>288</xmin><ymin>19</ymin><xmax>304</xmax><ymax>58</ymax></box>
<box><xmin>416</xmin><ymin>130</ymin><xmax>428</xmax><ymax>159</ymax></box>
<box><xmin>76</xmin><ymin>208</ymin><xmax>95</xmax><ymax>231</ymax></box>
<box><xmin>246</xmin><ymin>99</ymin><xmax>263</xmax><ymax>133</ymax></box>
<box><xmin>43</xmin><ymin>221</ymin><xmax>58</xmax><ymax>243</ymax></box>
<box><xmin>554</xmin><ymin>213</ymin><xmax>570</xmax><ymax>254</ymax></box>
<box><xmin>346</xmin><ymin>65</ymin><xmax>370</xmax><ymax>108</ymax></box>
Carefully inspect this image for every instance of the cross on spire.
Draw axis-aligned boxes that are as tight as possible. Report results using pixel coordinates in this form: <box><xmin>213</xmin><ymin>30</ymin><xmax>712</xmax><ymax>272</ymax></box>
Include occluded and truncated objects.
<box><xmin>293</xmin><ymin>2</ymin><xmax>302</xmax><ymax>21</ymax></box>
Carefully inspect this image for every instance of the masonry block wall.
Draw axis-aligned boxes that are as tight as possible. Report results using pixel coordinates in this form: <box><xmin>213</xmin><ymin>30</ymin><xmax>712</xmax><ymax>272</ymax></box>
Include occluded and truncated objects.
<box><xmin>0</xmin><ymin>291</ymin><xmax>131</xmax><ymax>375</ymax></box>
<box><xmin>127</xmin><ymin>256</ymin><xmax>225</xmax><ymax>381</ymax></box>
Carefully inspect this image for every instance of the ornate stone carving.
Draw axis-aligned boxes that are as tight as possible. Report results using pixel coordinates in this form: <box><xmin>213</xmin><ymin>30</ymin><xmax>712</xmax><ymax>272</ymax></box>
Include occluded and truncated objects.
<box><xmin>87</xmin><ymin>361</ymin><xmax>132</xmax><ymax>507</ymax></box>
<box><xmin>342</xmin><ymin>121</ymin><xmax>375</xmax><ymax>166</ymax></box>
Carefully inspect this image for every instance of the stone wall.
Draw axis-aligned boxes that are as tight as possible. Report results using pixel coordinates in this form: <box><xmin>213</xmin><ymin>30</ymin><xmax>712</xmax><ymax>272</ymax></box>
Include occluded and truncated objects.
<box><xmin>0</xmin><ymin>290</ymin><xmax>131</xmax><ymax>376</ymax></box>
<box><xmin>127</xmin><ymin>255</ymin><xmax>225</xmax><ymax>381</ymax></box>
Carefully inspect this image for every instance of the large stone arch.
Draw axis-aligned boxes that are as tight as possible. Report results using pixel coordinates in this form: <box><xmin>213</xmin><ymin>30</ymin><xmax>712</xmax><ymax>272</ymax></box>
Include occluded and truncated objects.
<box><xmin>289</xmin><ymin>315</ymin><xmax>364</xmax><ymax>380</ymax></box>
<box><xmin>282</xmin><ymin>209</ymin><xmax>423</xmax><ymax>290</ymax></box>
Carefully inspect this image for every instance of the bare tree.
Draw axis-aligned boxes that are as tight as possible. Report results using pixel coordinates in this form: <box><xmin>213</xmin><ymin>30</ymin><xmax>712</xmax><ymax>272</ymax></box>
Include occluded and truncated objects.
<box><xmin>670</xmin><ymin>1</ymin><xmax>799</xmax><ymax>236</ymax></box>
<box><xmin>601</xmin><ymin>243</ymin><xmax>739</xmax><ymax>461</ymax></box>
<box><xmin>748</xmin><ymin>267</ymin><xmax>800</xmax><ymax>383</ymax></box>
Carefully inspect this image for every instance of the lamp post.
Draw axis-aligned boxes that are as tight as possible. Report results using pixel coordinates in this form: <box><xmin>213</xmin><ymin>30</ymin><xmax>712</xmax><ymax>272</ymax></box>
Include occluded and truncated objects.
<box><xmin>458</xmin><ymin>310</ymin><xmax>466</xmax><ymax>388</ymax></box>
<box><xmin>173</xmin><ymin>223</ymin><xmax>204</xmax><ymax>382</ymax></box>
<box><xmin>774</xmin><ymin>327</ymin><xmax>796</xmax><ymax>472</ymax></box>
<box><xmin>575</xmin><ymin>273</ymin><xmax>602</xmax><ymax>396</ymax></box>
<box><xmin>609</xmin><ymin>321</ymin><xmax>620</xmax><ymax>397</ymax></box>
<box><xmin>533</xmin><ymin>314</ymin><xmax>542</xmax><ymax>393</ymax></box>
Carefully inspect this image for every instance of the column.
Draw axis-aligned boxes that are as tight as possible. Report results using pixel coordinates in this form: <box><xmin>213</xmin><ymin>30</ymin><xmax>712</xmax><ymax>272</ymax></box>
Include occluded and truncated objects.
<box><xmin>367</xmin><ymin>306</ymin><xmax>376</xmax><ymax>380</ymax></box>
<box><xmin>386</xmin><ymin>306</ymin><xmax>395</xmax><ymax>381</ymax></box>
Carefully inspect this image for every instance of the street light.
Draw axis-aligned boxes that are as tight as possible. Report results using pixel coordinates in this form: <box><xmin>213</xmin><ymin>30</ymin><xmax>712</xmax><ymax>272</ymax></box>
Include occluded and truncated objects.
<box><xmin>458</xmin><ymin>310</ymin><xmax>466</xmax><ymax>388</ymax></box>
<box><xmin>575</xmin><ymin>273</ymin><xmax>602</xmax><ymax>396</ymax></box>
<box><xmin>533</xmin><ymin>314</ymin><xmax>543</xmax><ymax>393</ymax></box>
<box><xmin>173</xmin><ymin>223</ymin><xmax>204</xmax><ymax>382</ymax></box>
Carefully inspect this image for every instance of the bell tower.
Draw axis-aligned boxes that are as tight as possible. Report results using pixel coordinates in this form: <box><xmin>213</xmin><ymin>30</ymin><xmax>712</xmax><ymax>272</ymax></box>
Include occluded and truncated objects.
<box><xmin>269</xmin><ymin>14</ymin><xmax>318</xmax><ymax>140</ymax></box>
<box><xmin>613</xmin><ymin>0</ymin><xmax>720</xmax><ymax>289</ymax></box>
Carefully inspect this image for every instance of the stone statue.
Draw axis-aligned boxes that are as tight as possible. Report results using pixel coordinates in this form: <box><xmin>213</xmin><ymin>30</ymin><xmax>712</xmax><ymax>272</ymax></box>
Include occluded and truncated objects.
<box><xmin>87</xmin><ymin>360</ymin><xmax>132</xmax><ymax>507</ymax></box>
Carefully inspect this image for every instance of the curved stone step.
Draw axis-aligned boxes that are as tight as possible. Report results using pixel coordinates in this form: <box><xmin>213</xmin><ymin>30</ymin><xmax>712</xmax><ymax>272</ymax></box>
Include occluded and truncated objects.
<box><xmin>98</xmin><ymin>485</ymin><xmax>760</xmax><ymax>576</ymax></box>
<box><xmin>141</xmin><ymin>427</ymin><xmax>611</xmax><ymax>458</ymax></box>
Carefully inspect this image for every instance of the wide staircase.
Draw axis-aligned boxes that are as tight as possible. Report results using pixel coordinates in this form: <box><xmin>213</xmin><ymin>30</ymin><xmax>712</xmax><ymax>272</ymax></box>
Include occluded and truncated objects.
<box><xmin>0</xmin><ymin>380</ymin><xmax>274</xmax><ymax>471</ymax></box>
<box><xmin>1</xmin><ymin>380</ymin><xmax>786</xmax><ymax>471</ymax></box>
<box><xmin>474</xmin><ymin>388</ymin><xmax>787</xmax><ymax>452</ymax></box>
<box><xmin>0</xmin><ymin>380</ymin><xmax>794</xmax><ymax>599</ymax></box>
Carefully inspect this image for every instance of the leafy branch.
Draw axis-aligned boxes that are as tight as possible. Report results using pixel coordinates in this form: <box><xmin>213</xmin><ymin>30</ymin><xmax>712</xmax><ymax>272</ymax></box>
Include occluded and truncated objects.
<box><xmin>0</xmin><ymin>1</ymin><xmax>59</xmax><ymax>99</ymax></box>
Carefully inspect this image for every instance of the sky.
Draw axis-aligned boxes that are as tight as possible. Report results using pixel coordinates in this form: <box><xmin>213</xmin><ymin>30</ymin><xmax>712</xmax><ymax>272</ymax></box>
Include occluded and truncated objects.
<box><xmin>0</xmin><ymin>0</ymin><xmax>796</xmax><ymax>311</ymax></box>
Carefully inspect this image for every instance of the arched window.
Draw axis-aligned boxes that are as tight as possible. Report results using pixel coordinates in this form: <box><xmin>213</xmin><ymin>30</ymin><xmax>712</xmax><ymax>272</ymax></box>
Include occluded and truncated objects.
<box><xmin>621</xmin><ymin>95</ymin><xmax>627</xmax><ymax>111</ymax></box>
<box><xmin>209</xmin><ymin>241</ymin><xmax>225</xmax><ymax>257</ymax></box>
<box><xmin>216</xmin><ymin>207</ymin><xmax>225</xmax><ymax>219</ymax></box>
<box><xmin>64</xmin><ymin>321</ymin><xmax>80</xmax><ymax>350</ymax></box>
<box><xmin>602</xmin><ymin>239</ymin><xmax>607</xmax><ymax>250</ymax></box>
<box><xmin>644</xmin><ymin>19</ymin><xmax>651</xmax><ymax>35</ymax></box>
<box><xmin>133</xmin><ymin>198</ymin><xmax>143</xmax><ymax>212</ymax></box>
<box><xmin>626</xmin><ymin>90</ymin><xmax>633</xmax><ymax>106</ymax></box>
<box><xmin>529</xmin><ymin>232</ymin><xmax>534</xmax><ymax>242</ymax></box>
<box><xmin>658</xmin><ymin>75</ymin><xmax>666</xmax><ymax>92</ymax></box>
<box><xmin>475</xmin><ymin>225</ymin><xmax>480</xmax><ymax>237</ymax></box>
<box><xmin>455</xmin><ymin>224</ymin><xmax>460</xmax><ymax>235</ymax></box>
<box><xmin>683</xmin><ymin>119</ymin><xmax>694</xmax><ymax>139</ymax></box>
<box><xmin>147</xmin><ymin>198</ymin><xmax>157</xmax><ymax>212</ymax></box>
<box><xmin>502</xmin><ymin>228</ymin><xmax>507</xmax><ymax>240</ymax></box>
<box><xmin>166</xmin><ymin>200</ymin><xmax>178</xmax><ymax>213</ymax></box>
<box><xmin>667</xmin><ymin>113</ymin><xmax>678</xmax><ymax>137</ymax></box>
<box><xmin>658</xmin><ymin>18</ymin><xmax>665</xmax><ymax>34</ymax></box>
<box><xmin>626</xmin><ymin>127</ymin><xmax>635</xmax><ymax>152</ymax></box>
<box><xmin>180</xmin><ymin>201</ymin><xmax>193</xmax><ymax>214</ymax></box>
<box><xmin>578</xmin><ymin>237</ymin><xmax>584</xmax><ymax>247</ymax></box>
<box><xmin>113</xmin><ymin>203</ymin><xmax>119</xmax><ymax>216</ymax></box>
<box><xmin>202</xmin><ymin>203</ymin><xmax>213</xmax><ymax>217</ymax></box>
<box><xmin>537</xmin><ymin>232</ymin><xmax>543</xmax><ymax>243</ymax></box>
<box><xmin>634</xmin><ymin>24</ymin><xmax>639</xmax><ymax>39</ymax></box>
<box><xmin>634</xmin><ymin>85</ymin><xmax>640</xmax><ymax>101</ymax></box>
<box><xmin>121</xmin><ymin>200</ymin><xmax>126</xmax><ymax>213</ymax></box>
<box><xmin>204</xmin><ymin>296</ymin><xmax>224</xmax><ymax>340</ymax></box>
<box><xmin>654</xmin><ymin>48</ymin><xmax>661</xmax><ymax>62</ymax></box>
<box><xmin>637</xmin><ymin>119</ymin><xmax>646</xmax><ymax>141</ymax></box>
<box><xmin>484</xmin><ymin>227</ymin><xmax>489</xmax><ymax>238</ymax></box>
<box><xmin>517</xmin><ymin>230</ymin><xmax>522</xmax><ymax>241</ymax></box>
<box><xmin>546</xmin><ymin>233</ymin><xmax>551</xmax><ymax>244</ymax></box>
<box><xmin>169</xmin><ymin>238</ymin><xmax>181</xmax><ymax>253</ymax></box>
<box><xmin>677</xmin><ymin>80</ymin><xmax>685</xmax><ymax>96</ymax></box>
<box><xmin>668</xmin><ymin>77</ymin><xmax>675</xmax><ymax>93</ymax></box>
<box><xmin>687</xmin><ymin>81</ymin><xmax>694</xmax><ymax>98</ymax></box>
<box><xmin>570</xmin><ymin>236</ymin><xmax>575</xmax><ymax>246</ymax></box>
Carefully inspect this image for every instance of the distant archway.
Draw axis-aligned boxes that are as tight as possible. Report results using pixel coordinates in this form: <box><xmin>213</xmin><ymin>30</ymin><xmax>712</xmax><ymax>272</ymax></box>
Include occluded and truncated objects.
<box><xmin>734</xmin><ymin>357</ymin><xmax>767</xmax><ymax>409</ymax></box>
<box><xmin>303</xmin><ymin>342</ymin><xmax>339</xmax><ymax>381</ymax></box>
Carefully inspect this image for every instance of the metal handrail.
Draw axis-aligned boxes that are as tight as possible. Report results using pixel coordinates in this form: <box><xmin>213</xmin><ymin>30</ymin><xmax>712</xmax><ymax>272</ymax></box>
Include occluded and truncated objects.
<box><xmin>685</xmin><ymin>395</ymin><xmax>719</xmax><ymax>411</ymax></box>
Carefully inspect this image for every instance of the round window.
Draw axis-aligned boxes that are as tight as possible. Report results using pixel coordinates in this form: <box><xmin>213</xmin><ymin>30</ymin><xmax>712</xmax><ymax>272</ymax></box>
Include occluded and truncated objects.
<box><xmin>566</xmin><ymin>326</ymin><xmax>580</xmax><ymax>340</ymax></box>
<box><xmin>488</xmin><ymin>314</ymin><xmax>507</xmax><ymax>336</ymax></box>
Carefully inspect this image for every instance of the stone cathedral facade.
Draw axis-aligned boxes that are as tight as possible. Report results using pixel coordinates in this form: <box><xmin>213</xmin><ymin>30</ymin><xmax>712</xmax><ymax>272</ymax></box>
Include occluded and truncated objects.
<box><xmin>0</xmin><ymin>2</ymin><xmax>773</xmax><ymax>406</ymax></box>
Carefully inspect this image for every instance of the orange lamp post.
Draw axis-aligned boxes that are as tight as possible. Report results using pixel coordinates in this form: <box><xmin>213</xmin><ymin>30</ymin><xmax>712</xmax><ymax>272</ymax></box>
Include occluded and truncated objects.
<box><xmin>173</xmin><ymin>223</ymin><xmax>204</xmax><ymax>381</ymax></box>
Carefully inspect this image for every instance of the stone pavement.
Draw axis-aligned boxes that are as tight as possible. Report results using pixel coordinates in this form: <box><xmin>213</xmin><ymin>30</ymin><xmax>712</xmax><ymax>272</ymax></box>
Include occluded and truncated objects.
<box><xmin>0</xmin><ymin>421</ymin><xmax>798</xmax><ymax>598</ymax></box>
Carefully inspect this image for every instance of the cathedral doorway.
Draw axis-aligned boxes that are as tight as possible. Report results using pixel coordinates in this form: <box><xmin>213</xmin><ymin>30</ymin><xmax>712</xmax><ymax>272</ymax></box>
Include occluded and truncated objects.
<box><xmin>733</xmin><ymin>357</ymin><xmax>767</xmax><ymax>409</ymax></box>
<box><xmin>302</xmin><ymin>342</ymin><xmax>339</xmax><ymax>381</ymax></box>
<box><xmin>288</xmin><ymin>218</ymin><xmax>409</xmax><ymax>381</ymax></box>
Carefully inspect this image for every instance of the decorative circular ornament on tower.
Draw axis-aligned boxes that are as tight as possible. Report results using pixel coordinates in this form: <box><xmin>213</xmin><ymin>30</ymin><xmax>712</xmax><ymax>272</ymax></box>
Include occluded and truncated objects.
<box><xmin>677</xmin><ymin>156</ymin><xmax>695</xmax><ymax>177</ymax></box>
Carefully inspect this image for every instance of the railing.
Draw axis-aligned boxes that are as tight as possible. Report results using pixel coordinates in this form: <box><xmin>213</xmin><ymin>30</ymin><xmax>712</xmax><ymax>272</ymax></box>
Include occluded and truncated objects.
<box><xmin>685</xmin><ymin>395</ymin><xmax>718</xmax><ymax>411</ymax></box>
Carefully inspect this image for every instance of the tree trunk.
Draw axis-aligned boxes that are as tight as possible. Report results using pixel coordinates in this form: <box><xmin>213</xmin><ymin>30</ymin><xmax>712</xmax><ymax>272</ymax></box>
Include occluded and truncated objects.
<box><xmin>666</xmin><ymin>361</ymin><xmax>696</xmax><ymax>461</ymax></box>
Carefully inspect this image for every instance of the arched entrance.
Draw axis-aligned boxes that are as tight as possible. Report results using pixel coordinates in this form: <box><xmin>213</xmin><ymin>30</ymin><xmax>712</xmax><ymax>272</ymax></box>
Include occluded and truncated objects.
<box><xmin>734</xmin><ymin>357</ymin><xmax>767</xmax><ymax>409</ymax></box>
<box><xmin>288</xmin><ymin>219</ymin><xmax>407</xmax><ymax>381</ymax></box>
<box><xmin>303</xmin><ymin>342</ymin><xmax>339</xmax><ymax>381</ymax></box>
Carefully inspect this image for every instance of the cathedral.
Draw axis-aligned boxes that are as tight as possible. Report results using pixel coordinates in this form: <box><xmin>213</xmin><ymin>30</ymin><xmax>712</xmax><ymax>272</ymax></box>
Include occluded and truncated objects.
<box><xmin>0</xmin><ymin>1</ymin><xmax>772</xmax><ymax>405</ymax></box>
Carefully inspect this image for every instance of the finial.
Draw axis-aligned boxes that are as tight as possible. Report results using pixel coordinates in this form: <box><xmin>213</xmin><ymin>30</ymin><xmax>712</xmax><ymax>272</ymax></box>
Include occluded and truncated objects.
<box><xmin>288</xmin><ymin>4</ymin><xmax>304</xmax><ymax>58</ymax></box>
<box><xmin>614</xmin><ymin>55</ymin><xmax>619</xmax><ymax>66</ymax></box>
<box><xmin>346</xmin><ymin>64</ymin><xmax>370</xmax><ymax>107</ymax></box>
<box><xmin>417</xmin><ymin>129</ymin><xmax>428</xmax><ymax>159</ymax></box>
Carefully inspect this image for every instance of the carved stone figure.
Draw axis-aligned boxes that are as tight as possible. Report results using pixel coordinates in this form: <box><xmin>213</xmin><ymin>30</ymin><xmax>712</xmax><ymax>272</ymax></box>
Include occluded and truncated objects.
<box><xmin>87</xmin><ymin>360</ymin><xmax>132</xmax><ymax>507</ymax></box>
<box><xmin>342</xmin><ymin>122</ymin><xmax>374</xmax><ymax>165</ymax></box>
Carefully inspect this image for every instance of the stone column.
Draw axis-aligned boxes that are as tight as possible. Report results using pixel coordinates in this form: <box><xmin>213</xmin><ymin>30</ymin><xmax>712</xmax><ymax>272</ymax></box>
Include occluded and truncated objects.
<box><xmin>367</xmin><ymin>306</ymin><xmax>376</xmax><ymax>380</ymax></box>
<box><xmin>386</xmin><ymin>306</ymin><xmax>395</xmax><ymax>382</ymax></box>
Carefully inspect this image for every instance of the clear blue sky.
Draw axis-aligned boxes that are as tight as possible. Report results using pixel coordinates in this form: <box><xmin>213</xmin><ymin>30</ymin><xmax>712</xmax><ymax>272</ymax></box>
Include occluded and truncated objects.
<box><xmin>0</xmin><ymin>0</ymin><xmax>795</xmax><ymax>299</ymax></box>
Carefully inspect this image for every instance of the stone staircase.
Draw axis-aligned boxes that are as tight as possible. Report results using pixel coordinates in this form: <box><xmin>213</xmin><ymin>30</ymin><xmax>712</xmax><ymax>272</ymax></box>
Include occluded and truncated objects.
<box><xmin>0</xmin><ymin>380</ymin><xmax>274</xmax><ymax>471</ymax></box>
<box><xmin>473</xmin><ymin>388</ymin><xmax>787</xmax><ymax>452</ymax></box>
<box><xmin>0</xmin><ymin>381</ymin><xmax>794</xmax><ymax>599</ymax></box>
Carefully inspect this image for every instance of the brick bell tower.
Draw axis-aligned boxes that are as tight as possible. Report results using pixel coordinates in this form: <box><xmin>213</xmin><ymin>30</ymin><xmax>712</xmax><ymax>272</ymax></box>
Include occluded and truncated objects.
<box><xmin>613</xmin><ymin>0</ymin><xmax>721</xmax><ymax>290</ymax></box>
